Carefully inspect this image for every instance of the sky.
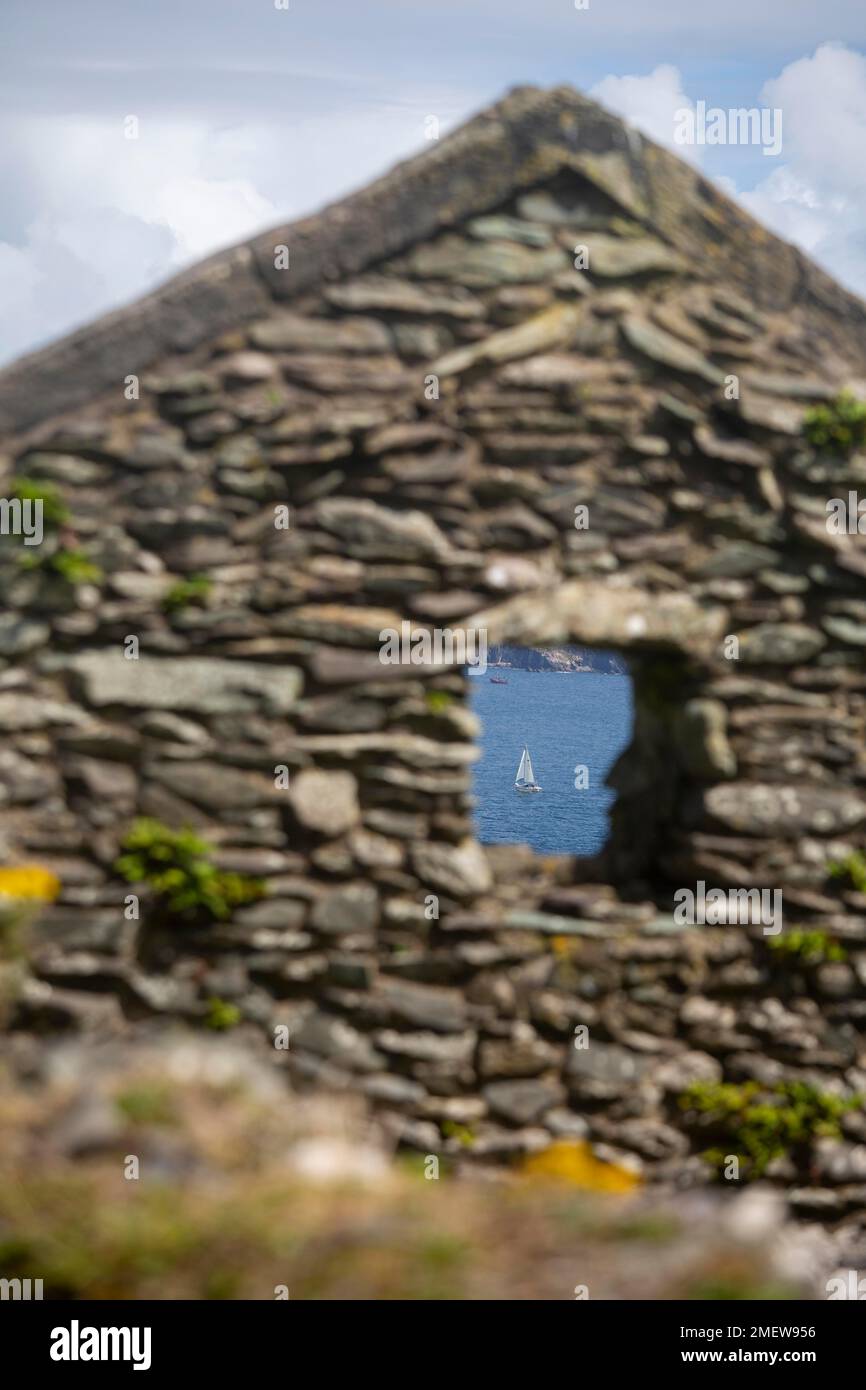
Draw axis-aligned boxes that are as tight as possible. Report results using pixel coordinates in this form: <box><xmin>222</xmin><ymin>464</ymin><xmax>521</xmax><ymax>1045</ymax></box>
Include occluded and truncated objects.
<box><xmin>3</xmin><ymin>0</ymin><xmax>866</xmax><ymax>366</ymax></box>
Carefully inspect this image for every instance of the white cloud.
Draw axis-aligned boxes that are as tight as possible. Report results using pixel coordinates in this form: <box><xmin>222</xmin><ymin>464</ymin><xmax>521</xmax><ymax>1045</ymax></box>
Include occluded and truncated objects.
<box><xmin>0</xmin><ymin>97</ymin><xmax>471</xmax><ymax>365</ymax></box>
<box><xmin>733</xmin><ymin>43</ymin><xmax>866</xmax><ymax>295</ymax></box>
<box><xmin>592</xmin><ymin>45</ymin><xmax>866</xmax><ymax>301</ymax></box>
<box><xmin>590</xmin><ymin>64</ymin><xmax>702</xmax><ymax>166</ymax></box>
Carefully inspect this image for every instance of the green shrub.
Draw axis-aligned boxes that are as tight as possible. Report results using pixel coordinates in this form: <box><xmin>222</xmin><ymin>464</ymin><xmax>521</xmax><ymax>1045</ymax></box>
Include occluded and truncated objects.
<box><xmin>829</xmin><ymin>851</ymin><xmax>866</xmax><ymax>894</ymax></box>
<box><xmin>768</xmin><ymin>929</ymin><xmax>847</xmax><ymax>965</ymax></box>
<box><xmin>20</xmin><ymin>545</ymin><xmax>102</xmax><ymax>585</ymax></box>
<box><xmin>47</xmin><ymin>548</ymin><xmax>102</xmax><ymax>584</ymax></box>
<box><xmin>115</xmin><ymin>1083</ymin><xmax>179</xmax><ymax>1127</ymax></box>
<box><xmin>204</xmin><ymin>998</ymin><xmax>242</xmax><ymax>1031</ymax></box>
<box><xmin>115</xmin><ymin>819</ymin><xmax>265</xmax><ymax>922</ymax></box>
<box><xmin>803</xmin><ymin>391</ymin><xmax>866</xmax><ymax>456</ymax></box>
<box><xmin>163</xmin><ymin>574</ymin><xmax>213</xmax><ymax>613</ymax></box>
<box><xmin>679</xmin><ymin>1079</ymin><xmax>859</xmax><ymax>1178</ymax></box>
<box><xmin>11</xmin><ymin>477</ymin><xmax>69</xmax><ymax>527</ymax></box>
<box><xmin>423</xmin><ymin>690</ymin><xmax>454</xmax><ymax>713</ymax></box>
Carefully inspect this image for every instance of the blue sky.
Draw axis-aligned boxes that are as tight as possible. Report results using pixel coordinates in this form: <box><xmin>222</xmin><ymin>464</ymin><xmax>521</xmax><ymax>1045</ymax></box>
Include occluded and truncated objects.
<box><xmin>3</xmin><ymin>0</ymin><xmax>866</xmax><ymax>364</ymax></box>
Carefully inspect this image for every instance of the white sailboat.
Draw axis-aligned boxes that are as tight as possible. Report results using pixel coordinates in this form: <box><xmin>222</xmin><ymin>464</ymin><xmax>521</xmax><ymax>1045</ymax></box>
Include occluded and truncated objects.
<box><xmin>514</xmin><ymin>744</ymin><xmax>541</xmax><ymax>793</ymax></box>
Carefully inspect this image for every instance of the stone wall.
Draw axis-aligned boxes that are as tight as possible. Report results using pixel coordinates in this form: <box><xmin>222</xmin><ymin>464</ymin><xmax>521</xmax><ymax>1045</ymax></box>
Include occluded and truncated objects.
<box><xmin>2</xmin><ymin>86</ymin><xmax>866</xmax><ymax>1211</ymax></box>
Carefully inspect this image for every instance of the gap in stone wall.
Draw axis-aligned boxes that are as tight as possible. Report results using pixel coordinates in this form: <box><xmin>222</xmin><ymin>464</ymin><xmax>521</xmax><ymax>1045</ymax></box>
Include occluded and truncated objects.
<box><xmin>468</xmin><ymin>644</ymin><xmax>634</xmax><ymax>860</ymax></box>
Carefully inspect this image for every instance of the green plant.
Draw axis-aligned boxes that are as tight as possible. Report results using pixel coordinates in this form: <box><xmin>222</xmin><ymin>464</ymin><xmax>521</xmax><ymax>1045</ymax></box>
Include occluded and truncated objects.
<box><xmin>115</xmin><ymin>819</ymin><xmax>265</xmax><ymax>922</ymax></box>
<box><xmin>679</xmin><ymin>1079</ymin><xmax>859</xmax><ymax>1178</ymax></box>
<box><xmin>204</xmin><ymin>997</ymin><xmax>242</xmax><ymax>1031</ymax></box>
<box><xmin>829</xmin><ymin>851</ymin><xmax>866</xmax><ymax>894</ymax></box>
<box><xmin>163</xmin><ymin>574</ymin><xmax>213</xmax><ymax>613</ymax></box>
<box><xmin>803</xmin><ymin>391</ymin><xmax>866</xmax><ymax>457</ymax></box>
<box><xmin>768</xmin><ymin>929</ymin><xmax>847</xmax><ymax>965</ymax></box>
<box><xmin>441</xmin><ymin>1120</ymin><xmax>475</xmax><ymax>1148</ymax></box>
<box><xmin>11</xmin><ymin>477</ymin><xmax>69</xmax><ymax>527</ymax></box>
<box><xmin>47</xmin><ymin>548</ymin><xmax>102</xmax><ymax>584</ymax></box>
<box><xmin>423</xmin><ymin>690</ymin><xmax>454</xmax><ymax>714</ymax></box>
<box><xmin>20</xmin><ymin>545</ymin><xmax>103</xmax><ymax>584</ymax></box>
<box><xmin>115</xmin><ymin>1083</ymin><xmax>179</xmax><ymax>1127</ymax></box>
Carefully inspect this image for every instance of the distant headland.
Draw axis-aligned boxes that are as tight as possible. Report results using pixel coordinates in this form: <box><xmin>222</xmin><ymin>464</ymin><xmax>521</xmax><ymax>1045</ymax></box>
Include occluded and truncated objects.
<box><xmin>487</xmin><ymin>645</ymin><xmax>628</xmax><ymax>674</ymax></box>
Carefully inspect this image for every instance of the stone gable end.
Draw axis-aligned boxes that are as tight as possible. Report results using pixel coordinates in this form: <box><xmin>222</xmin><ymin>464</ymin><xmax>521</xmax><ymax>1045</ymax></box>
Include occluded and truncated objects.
<box><xmin>1</xmin><ymin>85</ymin><xmax>866</xmax><ymax>1189</ymax></box>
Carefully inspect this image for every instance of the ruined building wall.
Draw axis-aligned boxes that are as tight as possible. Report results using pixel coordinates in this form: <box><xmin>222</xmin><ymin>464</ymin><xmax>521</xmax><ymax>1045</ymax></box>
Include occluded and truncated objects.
<box><xmin>1</xmin><ymin>87</ymin><xmax>866</xmax><ymax>1199</ymax></box>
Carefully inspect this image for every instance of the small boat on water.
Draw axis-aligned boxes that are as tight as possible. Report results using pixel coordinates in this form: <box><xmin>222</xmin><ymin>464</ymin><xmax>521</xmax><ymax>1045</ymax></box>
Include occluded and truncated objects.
<box><xmin>489</xmin><ymin>676</ymin><xmax>508</xmax><ymax>684</ymax></box>
<box><xmin>514</xmin><ymin>745</ymin><xmax>542</xmax><ymax>793</ymax></box>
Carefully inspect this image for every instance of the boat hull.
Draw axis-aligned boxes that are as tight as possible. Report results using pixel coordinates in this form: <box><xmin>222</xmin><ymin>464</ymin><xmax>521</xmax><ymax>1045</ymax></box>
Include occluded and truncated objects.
<box><xmin>515</xmin><ymin>785</ymin><xmax>542</xmax><ymax>793</ymax></box>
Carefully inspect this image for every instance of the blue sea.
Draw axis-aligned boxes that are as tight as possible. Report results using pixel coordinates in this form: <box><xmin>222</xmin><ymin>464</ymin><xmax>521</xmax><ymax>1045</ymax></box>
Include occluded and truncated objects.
<box><xmin>468</xmin><ymin>669</ymin><xmax>634</xmax><ymax>857</ymax></box>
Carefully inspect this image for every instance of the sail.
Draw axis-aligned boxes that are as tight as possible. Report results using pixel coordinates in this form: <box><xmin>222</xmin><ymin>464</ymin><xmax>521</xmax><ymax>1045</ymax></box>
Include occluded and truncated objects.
<box><xmin>515</xmin><ymin>746</ymin><xmax>535</xmax><ymax>785</ymax></box>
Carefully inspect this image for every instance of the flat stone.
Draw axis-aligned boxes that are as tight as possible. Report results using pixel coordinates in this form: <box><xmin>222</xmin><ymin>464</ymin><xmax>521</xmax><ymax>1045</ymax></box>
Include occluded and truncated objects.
<box><xmin>292</xmin><ymin>1010</ymin><xmax>383</xmax><ymax>1072</ymax></box>
<box><xmin>309</xmin><ymin>882</ymin><xmax>379</xmax><ymax>934</ymax></box>
<box><xmin>324</xmin><ymin>275</ymin><xmax>484</xmax><ymax>318</ymax></box>
<box><xmin>274</xmin><ymin>603</ymin><xmax>401</xmax><ymax>647</ymax></box>
<box><xmin>217</xmin><ymin>350</ymin><xmax>278</xmax><ymax>382</ymax></box>
<box><xmin>736</xmin><ymin>623</ymin><xmax>826</xmax><ymax>664</ymax></box>
<box><xmin>313</xmin><ymin>498</ymin><xmax>454</xmax><ymax>560</ymax></box>
<box><xmin>741</xmin><ymin>371</ymin><xmax>834</xmax><ymax>399</ymax></box>
<box><xmin>482</xmin><ymin>1078</ymin><xmax>565</xmax><ymax>1125</ymax></box>
<box><xmin>565</xmin><ymin>1041</ymin><xmax>646</xmax><ymax>1098</ymax></box>
<box><xmin>403</xmin><ymin>235</ymin><xmax>566</xmax><ymax>286</ymax></box>
<box><xmin>18</xmin><ymin>452</ymin><xmax>108</xmax><ymax>484</ymax></box>
<box><xmin>621</xmin><ymin>316</ymin><xmax>724</xmax><ymax>385</ymax></box>
<box><xmin>249</xmin><ymin>312</ymin><xmax>390</xmax><ymax>353</ymax></box>
<box><xmin>432</xmin><ymin>303</ymin><xmax>583</xmax><ymax>378</ymax></box>
<box><xmin>374</xmin><ymin>1029</ymin><xmax>476</xmax><ymax>1064</ymax></box>
<box><xmin>0</xmin><ymin>616</ymin><xmax>50</xmax><ymax>656</ymax></box>
<box><xmin>0</xmin><ymin>695</ymin><xmax>90</xmax><ymax>731</ymax></box>
<box><xmin>702</xmin><ymin>782</ymin><xmax>866</xmax><ymax>835</ymax></box>
<box><xmin>696</xmin><ymin>542</ymin><xmax>780</xmax><ymax>578</ymax></box>
<box><xmin>410</xmin><ymin>838</ymin><xmax>492</xmax><ymax>898</ymax></box>
<box><xmin>478</xmin><ymin>1032</ymin><xmax>559</xmax><ymax>1079</ymax></box>
<box><xmin>739</xmin><ymin>391</ymin><xmax>804</xmax><ymax>434</ymax></box>
<box><xmin>585</xmin><ymin>235</ymin><xmax>685</xmax><ymax>278</ymax></box>
<box><xmin>147</xmin><ymin>762</ymin><xmax>274</xmax><ymax>812</ymax></box>
<box><xmin>497</xmin><ymin>354</ymin><xmax>612</xmax><ymax>388</ymax></box>
<box><xmin>822</xmin><ymin>616</ymin><xmax>866</xmax><ymax>646</ymax></box>
<box><xmin>654</xmin><ymin>1051</ymin><xmax>722</xmax><ymax>1092</ymax></box>
<box><xmin>65</xmin><ymin>757</ymin><xmax>137</xmax><ymax>802</ymax></box>
<box><xmin>62</xmin><ymin>652</ymin><xmax>303</xmax><ymax>714</ymax></box>
<box><xmin>515</xmin><ymin>190</ymin><xmax>619</xmax><ymax>226</ymax></box>
<box><xmin>375</xmin><ymin>978</ymin><xmax>467</xmax><ymax>1032</ymax></box>
<box><xmin>289</xmin><ymin>768</ymin><xmax>360</xmax><ymax>837</ymax></box>
<box><xmin>467</xmin><ymin>214</ymin><xmax>553</xmax><ymax>246</ymax></box>
<box><xmin>673</xmin><ymin>698</ymin><xmax>737</xmax><ymax>779</ymax></box>
<box><xmin>361</xmin><ymin>1073</ymin><xmax>427</xmax><ymax>1105</ymax></box>
<box><xmin>693</xmin><ymin>426</ymin><xmax>772</xmax><ymax>469</ymax></box>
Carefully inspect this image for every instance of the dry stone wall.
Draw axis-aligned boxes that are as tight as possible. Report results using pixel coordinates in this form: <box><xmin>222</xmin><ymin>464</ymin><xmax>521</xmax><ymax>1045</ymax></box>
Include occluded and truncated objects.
<box><xmin>2</xmin><ymin>86</ymin><xmax>866</xmax><ymax>1212</ymax></box>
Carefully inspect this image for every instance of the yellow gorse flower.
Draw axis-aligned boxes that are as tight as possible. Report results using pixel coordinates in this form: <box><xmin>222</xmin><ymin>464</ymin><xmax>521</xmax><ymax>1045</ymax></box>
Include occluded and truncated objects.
<box><xmin>521</xmin><ymin>1140</ymin><xmax>641</xmax><ymax>1193</ymax></box>
<box><xmin>0</xmin><ymin>866</ymin><xmax>61</xmax><ymax>903</ymax></box>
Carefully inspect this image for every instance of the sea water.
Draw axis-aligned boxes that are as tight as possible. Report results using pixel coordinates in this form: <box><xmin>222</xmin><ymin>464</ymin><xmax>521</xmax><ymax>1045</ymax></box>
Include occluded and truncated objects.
<box><xmin>468</xmin><ymin>668</ymin><xmax>634</xmax><ymax>857</ymax></box>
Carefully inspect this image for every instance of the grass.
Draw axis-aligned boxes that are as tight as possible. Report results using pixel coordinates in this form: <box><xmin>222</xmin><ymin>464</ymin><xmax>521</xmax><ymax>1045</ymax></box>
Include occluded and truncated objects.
<box><xmin>0</xmin><ymin>1043</ymin><xmax>814</xmax><ymax>1300</ymax></box>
